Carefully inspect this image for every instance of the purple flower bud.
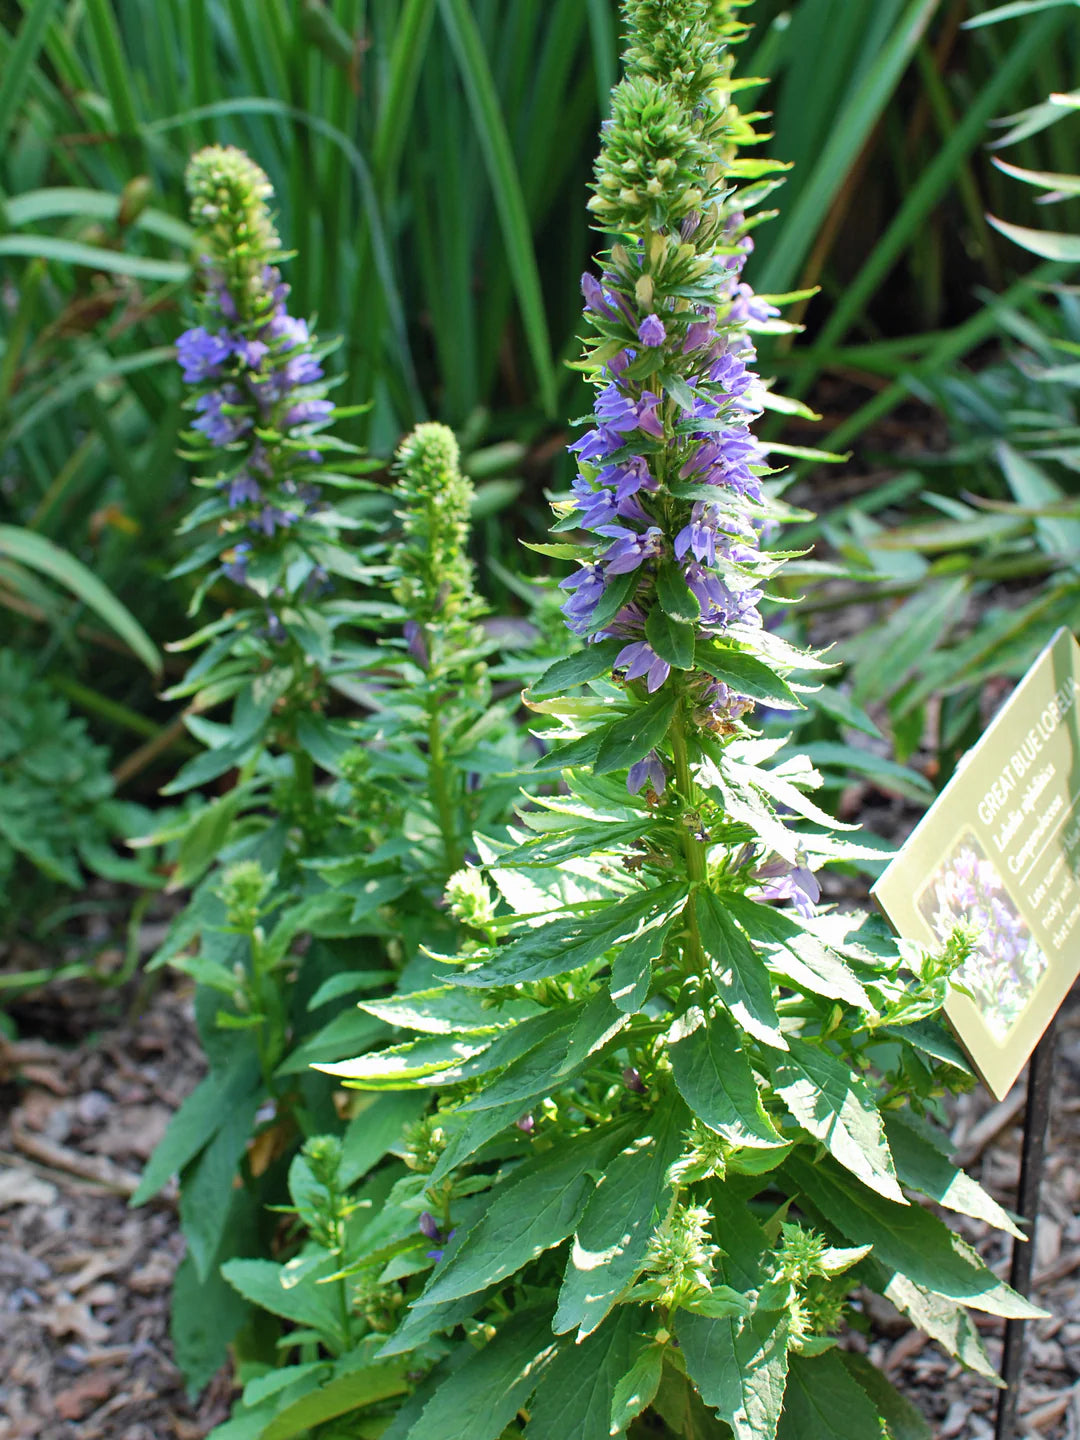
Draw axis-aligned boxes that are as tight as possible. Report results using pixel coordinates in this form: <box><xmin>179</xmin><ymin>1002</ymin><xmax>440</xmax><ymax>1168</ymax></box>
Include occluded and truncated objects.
<box><xmin>627</xmin><ymin>751</ymin><xmax>667</xmax><ymax>796</ymax></box>
<box><xmin>638</xmin><ymin>314</ymin><xmax>666</xmax><ymax>348</ymax></box>
<box><xmin>623</xmin><ymin>1067</ymin><xmax>646</xmax><ymax>1093</ymax></box>
<box><xmin>418</xmin><ymin>1212</ymin><xmax>440</xmax><ymax>1241</ymax></box>
<box><xmin>515</xmin><ymin>1114</ymin><xmax>535</xmax><ymax>1133</ymax></box>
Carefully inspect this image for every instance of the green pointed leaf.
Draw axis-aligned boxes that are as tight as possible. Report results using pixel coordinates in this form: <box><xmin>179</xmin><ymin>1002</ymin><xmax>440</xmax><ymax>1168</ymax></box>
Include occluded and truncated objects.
<box><xmin>610</xmin><ymin>912</ymin><xmax>678</xmax><ymax>1013</ymax></box>
<box><xmin>884</xmin><ymin>1111</ymin><xmax>1025</xmax><ymax>1239</ymax></box>
<box><xmin>609</xmin><ymin>1344</ymin><xmax>664</xmax><ymax>1434</ymax></box>
<box><xmin>645</xmin><ymin>607</ymin><xmax>695</xmax><ymax>670</ymax></box>
<box><xmin>725</xmin><ymin>897</ymin><xmax>871</xmax><ymax>1010</ymax></box>
<box><xmin>223</xmin><ymin>1259</ymin><xmax>345</xmax><ymax>1344</ymax></box>
<box><xmin>838</xmin><ymin>1353</ymin><xmax>933</xmax><ymax>1440</ymax></box>
<box><xmin>695</xmin><ymin>644</ymin><xmax>801</xmax><ymax>709</ymax></box>
<box><xmin>451</xmin><ymin>883</ymin><xmax>685</xmax><ymax>989</ymax></box>
<box><xmin>595</xmin><ymin>691</ymin><xmax>678</xmax><ymax>774</ymax></box>
<box><xmin>656</xmin><ymin>560</ymin><xmax>701</xmax><ymax>623</ymax></box>
<box><xmin>777</xmin><ymin>1352</ymin><xmax>882</xmax><ymax>1440</ymax></box>
<box><xmin>262</xmin><ymin>1356</ymin><xmax>411</xmax><ymax>1440</ymax></box>
<box><xmin>786</xmin><ymin>1153</ymin><xmax>1047</xmax><ymax>1319</ymax></box>
<box><xmin>879</xmin><ymin>1272</ymin><xmax>1001</xmax><ymax>1382</ymax></box>
<box><xmin>697</xmin><ymin>892</ymin><xmax>787</xmax><ymax>1050</ymax></box>
<box><xmin>670</xmin><ymin>1008</ymin><xmax>782</xmax><ymax>1146</ymax></box>
<box><xmin>527</xmin><ymin>1307</ymin><xmax>650</xmax><ymax>1440</ymax></box>
<box><xmin>589</xmin><ymin>566</ymin><xmax>642</xmax><ymax>633</ymax></box>
<box><xmin>416</xmin><ymin>1122</ymin><xmax>637</xmax><ymax>1308</ymax></box>
<box><xmin>0</xmin><ymin>526</ymin><xmax>160</xmax><ymax>673</ymax></box>
<box><xmin>770</xmin><ymin>1038</ymin><xmax>905</xmax><ymax>1203</ymax></box>
<box><xmin>555</xmin><ymin>1099</ymin><xmax>684</xmax><ymax>1338</ymax></box>
<box><xmin>530</xmin><ymin>640</ymin><xmax>624</xmax><ymax>699</ymax></box>
<box><xmin>401</xmin><ymin>1308</ymin><xmax>558</xmax><ymax>1440</ymax></box>
<box><xmin>678</xmin><ymin>1308</ymin><xmax>790</xmax><ymax>1440</ymax></box>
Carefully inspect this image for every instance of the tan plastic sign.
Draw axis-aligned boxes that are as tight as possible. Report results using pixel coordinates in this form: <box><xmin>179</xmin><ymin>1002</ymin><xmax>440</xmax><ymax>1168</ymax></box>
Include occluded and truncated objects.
<box><xmin>873</xmin><ymin>627</ymin><xmax>1080</xmax><ymax>1099</ymax></box>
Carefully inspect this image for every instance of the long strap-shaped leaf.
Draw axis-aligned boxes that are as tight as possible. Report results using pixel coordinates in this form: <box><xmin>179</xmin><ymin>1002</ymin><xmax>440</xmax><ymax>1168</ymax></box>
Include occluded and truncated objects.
<box><xmin>0</xmin><ymin>525</ymin><xmax>160</xmax><ymax>674</ymax></box>
<box><xmin>754</xmin><ymin>0</ymin><xmax>944</xmax><ymax>296</ymax></box>
<box><xmin>437</xmin><ymin>0</ymin><xmax>558</xmax><ymax>417</ymax></box>
<box><xmin>0</xmin><ymin>0</ymin><xmax>59</xmax><ymax>151</ymax></box>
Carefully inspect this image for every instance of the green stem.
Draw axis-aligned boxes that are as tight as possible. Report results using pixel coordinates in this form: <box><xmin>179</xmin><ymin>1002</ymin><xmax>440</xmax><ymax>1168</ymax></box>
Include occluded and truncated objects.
<box><xmin>670</xmin><ymin>700</ymin><xmax>707</xmax><ymax>976</ymax></box>
<box><xmin>426</xmin><ymin>674</ymin><xmax>464</xmax><ymax>877</ymax></box>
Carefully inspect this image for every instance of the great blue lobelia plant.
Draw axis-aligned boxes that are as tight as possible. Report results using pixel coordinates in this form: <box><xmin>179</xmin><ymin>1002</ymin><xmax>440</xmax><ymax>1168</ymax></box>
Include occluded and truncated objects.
<box><xmin>134</xmin><ymin>149</ymin><xmax>531</xmax><ymax>1393</ymax></box>
<box><xmin>308</xmin><ymin>3</ymin><xmax>1045</xmax><ymax>1438</ymax></box>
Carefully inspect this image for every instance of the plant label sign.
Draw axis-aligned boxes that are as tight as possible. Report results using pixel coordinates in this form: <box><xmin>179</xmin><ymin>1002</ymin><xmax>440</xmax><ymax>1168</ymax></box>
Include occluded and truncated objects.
<box><xmin>873</xmin><ymin>626</ymin><xmax>1080</xmax><ymax>1099</ymax></box>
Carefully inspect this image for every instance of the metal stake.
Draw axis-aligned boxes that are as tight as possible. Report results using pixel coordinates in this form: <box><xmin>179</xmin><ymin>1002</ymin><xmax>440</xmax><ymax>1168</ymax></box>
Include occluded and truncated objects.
<box><xmin>994</xmin><ymin>1020</ymin><xmax>1057</xmax><ymax>1440</ymax></box>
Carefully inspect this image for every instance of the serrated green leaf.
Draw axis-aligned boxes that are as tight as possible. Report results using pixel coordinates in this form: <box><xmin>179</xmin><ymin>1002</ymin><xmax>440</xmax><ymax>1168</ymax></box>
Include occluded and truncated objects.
<box><xmin>725</xmin><ymin>896</ymin><xmax>871</xmax><ymax>1011</ymax></box>
<box><xmin>589</xmin><ymin>566</ymin><xmax>641</xmax><ymax>633</ymax></box>
<box><xmin>400</xmin><ymin>1308</ymin><xmax>558</xmax><ymax>1440</ymax></box>
<box><xmin>416</xmin><ymin>1121</ymin><xmax>636</xmax><ymax>1309</ymax></box>
<box><xmin>695</xmin><ymin>646</ymin><xmax>801</xmax><ymax>709</ymax></box>
<box><xmin>645</xmin><ymin>606</ymin><xmax>695</xmax><ymax>670</ymax></box>
<box><xmin>261</xmin><ymin>1357</ymin><xmax>411</xmax><ymax>1440</ymax></box>
<box><xmin>530</xmin><ymin>640</ymin><xmax>624</xmax><ymax>699</ymax></box>
<box><xmin>678</xmin><ymin>1307</ymin><xmax>790</xmax><ymax>1440</ymax></box>
<box><xmin>555</xmin><ymin>1098</ymin><xmax>684</xmax><ymax>1338</ymax></box>
<box><xmin>777</xmin><ymin>1351</ymin><xmax>882</xmax><ymax>1440</ymax></box>
<box><xmin>595</xmin><ymin>691</ymin><xmax>678</xmax><ymax>774</ymax></box>
<box><xmin>449</xmin><ymin>883</ymin><xmax>684</xmax><ymax>989</ymax></box>
<box><xmin>697</xmin><ymin>892</ymin><xmax>786</xmax><ymax>1050</ymax></box>
<box><xmin>609</xmin><ymin>1344</ymin><xmax>664</xmax><ymax>1435</ymax></box>
<box><xmin>884</xmin><ymin>1111</ymin><xmax>1025</xmax><ymax>1239</ymax></box>
<box><xmin>610</xmin><ymin>912</ymin><xmax>678</xmax><ymax>1013</ymax></box>
<box><xmin>528</xmin><ymin>1308</ymin><xmax>651</xmax><ymax>1440</ymax></box>
<box><xmin>671</xmin><ymin>1008</ymin><xmax>782</xmax><ymax>1146</ymax></box>
<box><xmin>838</xmin><ymin>1353</ymin><xmax>933</xmax><ymax>1440</ymax></box>
<box><xmin>771</xmin><ymin>1039</ymin><xmax>905</xmax><ymax>1203</ymax></box>
<box><xmin>786</xmin><ymin>1153</ymin><xmax>1046</xmax><ymax>1319</ymax></box>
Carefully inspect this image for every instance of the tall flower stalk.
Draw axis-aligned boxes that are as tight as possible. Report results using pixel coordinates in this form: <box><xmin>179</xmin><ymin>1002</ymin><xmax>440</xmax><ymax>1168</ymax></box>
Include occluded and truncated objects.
<box><xmin>319</xmin><ymin>5</ymin><xmax>1040</xmax><ymax>1438</ymax></box>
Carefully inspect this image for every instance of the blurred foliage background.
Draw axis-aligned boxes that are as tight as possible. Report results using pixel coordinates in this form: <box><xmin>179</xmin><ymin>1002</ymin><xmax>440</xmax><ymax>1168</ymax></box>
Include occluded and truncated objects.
<box><xmin>3</xmin><ymin>0</ymin><xmax>1080</xmax><ymax>945</ymax></box>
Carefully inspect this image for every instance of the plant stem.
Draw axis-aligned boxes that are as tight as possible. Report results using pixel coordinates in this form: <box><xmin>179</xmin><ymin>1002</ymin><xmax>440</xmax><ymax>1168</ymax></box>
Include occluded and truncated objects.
<box><xmin>426</xmin><ymin>678</ymin><xmax>463</xmax><ymax>877</ymax></box>
<box><xmin>670</xmin><ymin>700</ymin><xmax>707</xmax><ymax>976</ymax></box>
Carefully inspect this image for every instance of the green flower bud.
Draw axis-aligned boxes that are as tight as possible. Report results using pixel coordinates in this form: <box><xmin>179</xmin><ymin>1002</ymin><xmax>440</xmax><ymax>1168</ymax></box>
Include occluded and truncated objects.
<box><xmin>217</xmin><ymin>859</ymin><xmax>272</xmax><ymax>930</ymax></box>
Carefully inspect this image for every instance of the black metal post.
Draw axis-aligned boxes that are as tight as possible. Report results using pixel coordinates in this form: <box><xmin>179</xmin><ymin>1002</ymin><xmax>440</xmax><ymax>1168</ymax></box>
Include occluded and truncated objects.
<box><xmin>994</xmin><ymin>1021</ymin><xmax>1057</xmax><ymax>1440</ymax></box>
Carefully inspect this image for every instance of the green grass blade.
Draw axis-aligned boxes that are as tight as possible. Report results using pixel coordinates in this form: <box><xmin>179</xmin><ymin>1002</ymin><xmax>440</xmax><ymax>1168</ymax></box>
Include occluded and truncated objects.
<box><xmin>0</xmin><ymin>525</ymin><xmax>160</xmax><ymax>673</ymax></box>
<box><xmin>755</xmin><ymin>0</ymin><xmax>944</xmax><ymax>295</ymax></box>
<box><xmin>585</xmin><ymin>0</ymin><xmax>618</xmax><ymax>116</ymax></box>
<box><xmin>84</xmin><ymin>0</ymin><xmax>141</xmax><ymax>137</ymax></box>
<box><xmin>373</xmin><ymin>0</ymin><xmax>437</xmax><ymax>189</ymax></box>
<box><xmin>4</xmin><ymin>346</ymin><xmax>177</xmax><ymax>450</ymax></box>
<box><xmin>801</xmin><ymin>11</ymin><xmax>1064</xmax><ymax>365</ymax></box>
<box><xmin>988</xmin><ymin>215</ymin><xmax>1080</xmax><ymax>261</ymax></box>
<box><xmin>437</xmin><ymin>0</ymin><xmax>558</xmax><ymax>417</ymax></box>
<box><xmin>0</xmin><ymin>0</ymin><xmax>60</xmax><ymax>150</ymax></box>
<box><xmin>0</xmin><ymin>233</ymin><xmax>188</xmax><ymax>280</ymax></box>
<box><xmin>964</xmin><ymin>0</ymin><xmax>1080</xmax><ymax>25</ymax></box>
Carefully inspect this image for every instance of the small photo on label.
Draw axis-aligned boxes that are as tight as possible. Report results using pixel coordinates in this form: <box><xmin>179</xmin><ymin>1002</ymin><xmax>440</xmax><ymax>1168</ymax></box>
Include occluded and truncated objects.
<box><xmin>917</xmin><ymin>830</ymin><xmax>1049</xmax><ymax>1044</ymax></box>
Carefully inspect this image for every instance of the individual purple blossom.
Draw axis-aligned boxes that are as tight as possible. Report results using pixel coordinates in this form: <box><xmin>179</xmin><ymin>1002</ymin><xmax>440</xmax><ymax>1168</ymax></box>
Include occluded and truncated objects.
<box><xmin>192</xmin><ymin>387</ymin><xmax>252</xmax><ymax>445</ymax></box>
<box><xmin>638</xmin><ymin>314</ymin><xmax>666</xmax><ymax>347</ymax></box>
<box><xmin>177</xmin><ymin>326</ymin><xmax>231</xmax><ymax>383</ymax></box>
<box><xmin>627</xmin><ymin>751</ymin><xmax>667</xmax><ymax>795</ymax></box>
<box><xmin>227</xmin><ymin>473</ymin><xmax>262</xmax><ymax>508</ymax></box>
<box><xmin>616</xmin><ymin>640</ymin><xmax>670</xmax><ymax>693</ymax></box>
<box><xmin>559</xmin><ymin>563</ymin><xmax>609</xmax><ymax>635</ymax></box>
<box><xmin>222</xmin><ymin>540</ymin><xmax>251</xmax><ymax>585</ymax></box>
<box><xmin>282</xmin><ymin>397</ymin><xmax>333</xmax><ymax>429</ymax></box>
<box><xmin>598</xmin><ymin>525</ymin><xmax>664</xmax><ymax>575</ymax></box>
<box><xmin>418</xmin><ymin>1212</ymin><xmax>456</xmax><ymax>1262</ymax></box>
<box><xmin>753</xmin><ymin>855</ymin><xmax>821</xmax><ymax>917</ymax></box>
<box><xmin>256</xmin><ymin>505</ymin><xmax>298</xmax><ymax>537</ymax></box>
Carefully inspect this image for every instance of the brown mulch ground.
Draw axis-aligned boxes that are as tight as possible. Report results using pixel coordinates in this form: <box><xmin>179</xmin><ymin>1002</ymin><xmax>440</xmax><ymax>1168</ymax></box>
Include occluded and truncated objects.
<box><xmin>0</xmin><ymin>980</ymin><xmax>232</xmax><ymax>1440</ymax></box>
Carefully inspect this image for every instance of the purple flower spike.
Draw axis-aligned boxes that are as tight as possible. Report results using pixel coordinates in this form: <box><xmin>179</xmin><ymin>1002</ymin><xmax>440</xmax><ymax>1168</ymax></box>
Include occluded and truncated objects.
<box><xmin>638</xmin><ymin>314</ymin><xmax>666</xmax><ymax>347</ymax></box>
